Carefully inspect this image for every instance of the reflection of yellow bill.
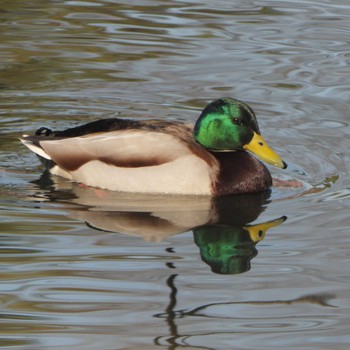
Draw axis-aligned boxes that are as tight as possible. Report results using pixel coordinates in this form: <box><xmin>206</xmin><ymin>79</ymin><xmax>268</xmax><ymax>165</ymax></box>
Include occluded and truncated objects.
<box><xmin>244</xmin><ymin>132</ymin><xmax>287</xmax><ymax>169</ymax></box>
<box><xmin>244</xmin><ymin>216</ymin><xmax>287</xmax><ymax>243</ymax></box>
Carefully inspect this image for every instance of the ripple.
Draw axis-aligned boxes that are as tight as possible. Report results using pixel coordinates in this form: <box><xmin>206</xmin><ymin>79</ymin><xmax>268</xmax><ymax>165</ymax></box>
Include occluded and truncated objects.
<box><xmin>317</xmin><ymin>119</ymin><xmax>348</xmax><ymax>128</ymax></box>
<box><xmin>65</xmin><ymin>1</ymin><xmax>103</xmax><ymax>6</ymax></box>
<box><xmin>2</xmin><ymin>1</ymin><xmax>350</xmax><ymax>349</ymax></box>
<box><xmin>318</xmin><ymin>188</ymin><xmax>350</xmax><ymax>202</ymax></box>
<box><xmin>244</xmin><ymin>318</ymin><xmax>335</xmax><ymax>332</ymax></box>
<box><xmin>8</xmin><ymin>19</ymin><xmax>79</xmax><ymax>30</ymax></box>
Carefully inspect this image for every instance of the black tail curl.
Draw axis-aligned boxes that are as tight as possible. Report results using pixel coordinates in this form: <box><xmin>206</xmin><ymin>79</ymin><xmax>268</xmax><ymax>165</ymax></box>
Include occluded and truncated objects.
<box><xmin>35</xmin><ymin>127</ymin><xmax>53</xmax><ymax>137</ymax></box>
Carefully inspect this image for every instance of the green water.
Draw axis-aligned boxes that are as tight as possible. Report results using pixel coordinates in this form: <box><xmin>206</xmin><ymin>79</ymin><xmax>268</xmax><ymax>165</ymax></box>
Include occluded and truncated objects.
<box><xmin>1</xmin><ymin>1</ymin><xmax>350</xmax><ymax>349</ymax></box>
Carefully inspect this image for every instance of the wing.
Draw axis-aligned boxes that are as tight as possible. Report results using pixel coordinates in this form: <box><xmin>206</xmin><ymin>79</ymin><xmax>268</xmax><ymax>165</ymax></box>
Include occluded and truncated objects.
<box><xmin>30</xmin><ymin>129</ymin><xmax>197</xmax><ymax>171</ymax></box>
<box><xmin>20</xmin><ymin>120</ymin><xmax>220</xmax><ymax>194</ymax></box>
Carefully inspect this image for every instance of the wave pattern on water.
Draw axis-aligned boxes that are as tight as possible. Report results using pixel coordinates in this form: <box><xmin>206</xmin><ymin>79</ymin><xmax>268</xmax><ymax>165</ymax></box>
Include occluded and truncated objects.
<box><xmin>1</xmin><ymin>0</ymin><xmax>350</xmax><ymax>349</ymax></box>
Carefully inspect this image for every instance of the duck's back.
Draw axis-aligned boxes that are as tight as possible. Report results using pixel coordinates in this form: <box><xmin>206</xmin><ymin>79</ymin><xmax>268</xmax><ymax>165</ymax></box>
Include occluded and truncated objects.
<box><xmin>21</xmin><ymin>118</ymin><xmax>220</xmax><ymax>195</ymax></box>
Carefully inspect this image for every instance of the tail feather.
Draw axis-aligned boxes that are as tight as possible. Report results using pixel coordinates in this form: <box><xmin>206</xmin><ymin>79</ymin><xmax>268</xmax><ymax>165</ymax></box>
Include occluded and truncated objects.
<box><xmin>20</xmin><ymin>136</ymin><xmax>52</xmax><ymax>160</ymax></box>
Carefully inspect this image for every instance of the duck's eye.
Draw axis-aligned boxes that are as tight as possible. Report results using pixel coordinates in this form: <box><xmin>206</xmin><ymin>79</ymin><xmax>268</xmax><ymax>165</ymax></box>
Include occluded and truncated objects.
<box><xmin>232</xmin><ymin>118</ymin><xmax>241</xmax><ymax>125</ymax></box>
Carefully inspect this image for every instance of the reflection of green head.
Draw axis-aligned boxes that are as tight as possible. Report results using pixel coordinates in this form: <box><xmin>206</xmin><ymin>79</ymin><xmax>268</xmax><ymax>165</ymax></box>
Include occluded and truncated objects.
<box><xmin>193</xmin><ymin>225</ymin><xmax>257</xmax><ymax>275</ymax></box>
<box><xmin>193</xmin><ymin>216</ymin><xmax>287</xmax><ymax>274</ymax></box>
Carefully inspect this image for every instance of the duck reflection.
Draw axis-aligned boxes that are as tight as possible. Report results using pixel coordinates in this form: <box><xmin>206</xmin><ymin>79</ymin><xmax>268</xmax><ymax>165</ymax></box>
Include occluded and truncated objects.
<box><xmin>33</xmin><ymin>174</ymin><xmax>286</xmax><ymax>274</ymax></box>
<box><xmin>194</xmin><ymin>216</ymin><xmax>286</xmax><ymax>274</ymax></box>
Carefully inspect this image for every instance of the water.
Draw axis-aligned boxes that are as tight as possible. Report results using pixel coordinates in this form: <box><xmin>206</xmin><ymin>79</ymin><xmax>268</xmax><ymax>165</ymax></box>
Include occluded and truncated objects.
<box><xmin>1</xmin><ymin>0</ymin><xmax>350</xmax><ymax>349</ymax></box>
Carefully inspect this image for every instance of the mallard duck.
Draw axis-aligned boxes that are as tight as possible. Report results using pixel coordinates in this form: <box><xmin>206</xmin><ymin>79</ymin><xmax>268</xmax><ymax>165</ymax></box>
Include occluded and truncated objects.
<box><xmin>20</xmin><ymin>97</ymin><xmax>287</xmax><ymax>195</ymax></box>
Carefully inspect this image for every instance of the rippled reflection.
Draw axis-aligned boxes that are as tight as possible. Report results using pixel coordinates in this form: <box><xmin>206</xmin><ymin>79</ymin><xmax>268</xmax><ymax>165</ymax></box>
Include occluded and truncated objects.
<box><xmin>2</xmin><ymin>0</ymin><xmax>350</xmax><ymax>348</ymax></box>
<box><xmin>32</xmin><ymin>173</ymin><xmax>286</xmax><ymax>275</ymax></box>
<box><xmin>154</xmin><ymin>274</ymin><xmax>335</xmax><ymax>349</ymax></box>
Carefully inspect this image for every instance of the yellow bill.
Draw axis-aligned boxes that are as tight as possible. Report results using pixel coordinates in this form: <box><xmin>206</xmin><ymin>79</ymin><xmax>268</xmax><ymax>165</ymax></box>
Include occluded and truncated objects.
<box><xmin>244</xmin><ymin>216</ymin><xmax>287</xmax><ymax>243</ymax></box>
<box><xmin>243</xmin><ymin>132</ymin><xmax>287</xmax><ymax>169</ymax></box>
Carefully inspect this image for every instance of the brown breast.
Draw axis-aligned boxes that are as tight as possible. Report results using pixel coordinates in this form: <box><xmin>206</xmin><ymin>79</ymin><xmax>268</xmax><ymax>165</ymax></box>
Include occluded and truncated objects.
<box><xmin>211</xmin><ymin>151</ymin><xmax>272</xmax><ymax>195</ymax></box>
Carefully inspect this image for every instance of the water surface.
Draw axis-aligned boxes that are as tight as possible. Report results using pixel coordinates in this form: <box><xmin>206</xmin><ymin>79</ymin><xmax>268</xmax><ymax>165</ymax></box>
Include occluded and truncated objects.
<box><xmin>1</xmin><ymin>0</ymin><xmax>350</xmax><ymax>349</ymax></box>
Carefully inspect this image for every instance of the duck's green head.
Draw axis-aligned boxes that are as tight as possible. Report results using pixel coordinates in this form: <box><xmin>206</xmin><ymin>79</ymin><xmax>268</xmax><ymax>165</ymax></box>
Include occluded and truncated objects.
<box><xmin>193</xmin><ymin>97</ymin><xmax>287</xmax><ymax>169</ymax></box>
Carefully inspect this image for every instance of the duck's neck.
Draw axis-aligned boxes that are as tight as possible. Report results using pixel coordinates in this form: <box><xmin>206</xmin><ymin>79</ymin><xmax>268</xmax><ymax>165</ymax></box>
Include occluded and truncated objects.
<box><xmin>210</xmin><ymin>151</ymin><xmax>272</xmax><ymax>195</ymax></box>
